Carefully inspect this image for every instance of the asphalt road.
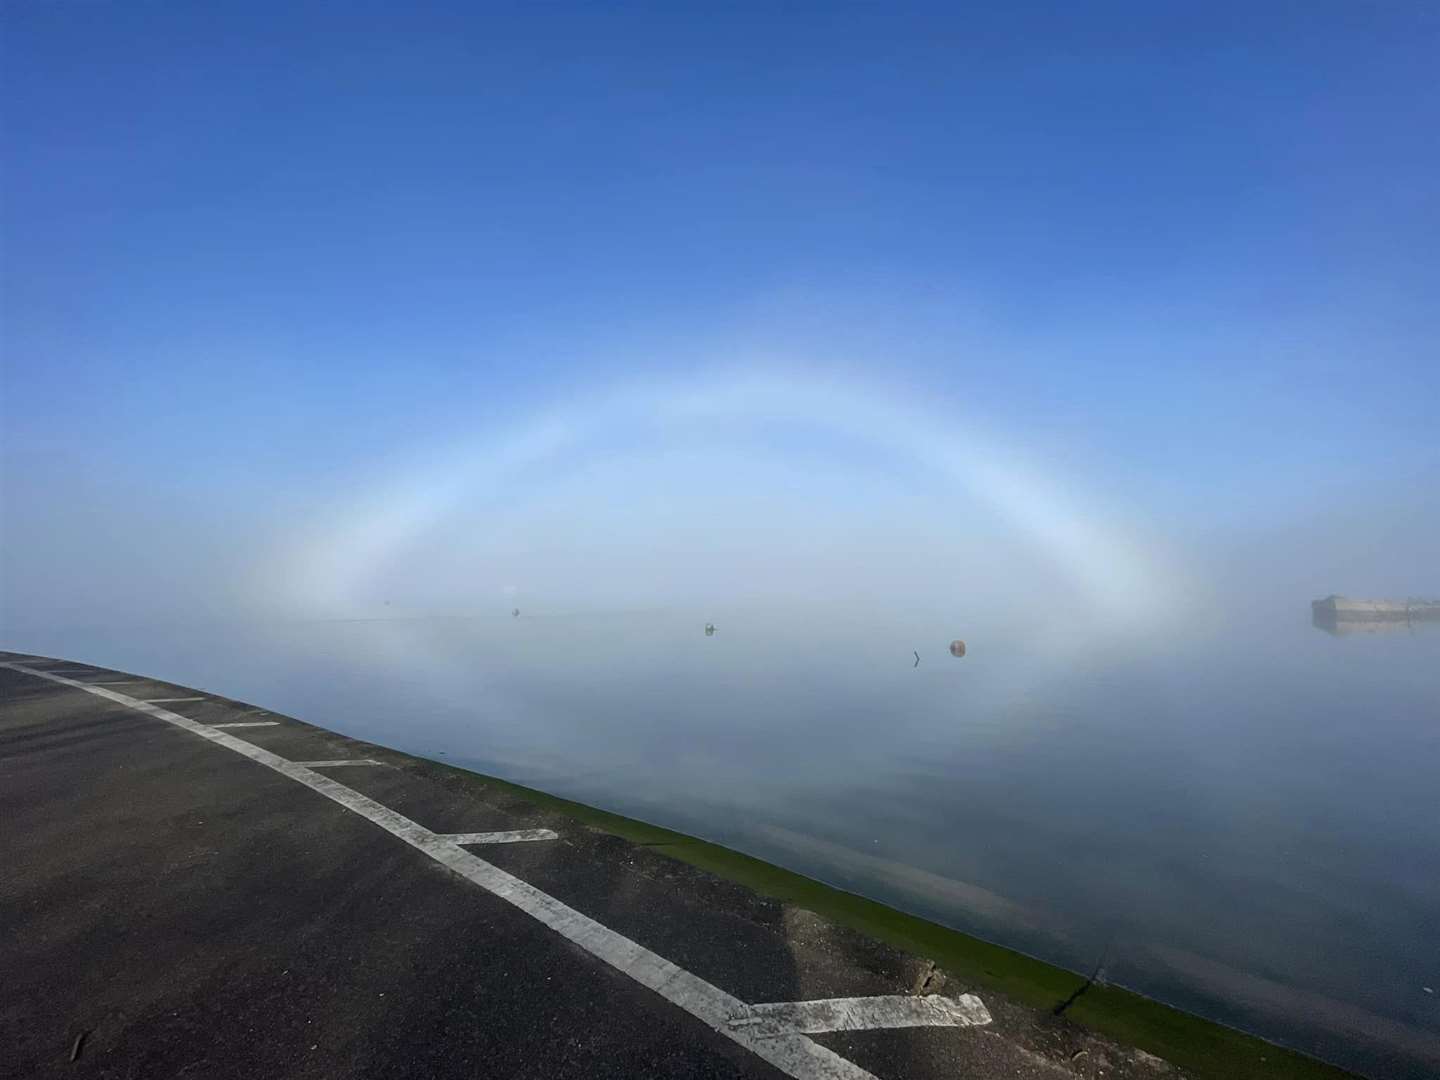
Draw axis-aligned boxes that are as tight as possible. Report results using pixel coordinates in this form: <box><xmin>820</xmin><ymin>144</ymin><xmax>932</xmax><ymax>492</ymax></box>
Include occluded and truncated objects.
<box><xmin>0</xmin><ymin>653</ymin><xmax>1178</xmax><ymax>1080</ymax></box>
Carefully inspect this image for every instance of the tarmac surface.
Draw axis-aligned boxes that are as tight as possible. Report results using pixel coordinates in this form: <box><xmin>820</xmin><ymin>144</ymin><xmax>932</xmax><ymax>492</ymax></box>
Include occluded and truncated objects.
<box><xmin>0</xmin><ymin>653</ymin><xmax>1187</xmax><ymax>1079</ymax></box>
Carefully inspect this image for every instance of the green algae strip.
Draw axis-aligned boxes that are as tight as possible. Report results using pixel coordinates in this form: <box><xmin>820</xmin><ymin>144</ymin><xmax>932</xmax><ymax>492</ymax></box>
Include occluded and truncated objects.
<box><xmin>421</xmin><ymin>761</ymin><xmax>1355</xmax><ymax>1080</ymax></box>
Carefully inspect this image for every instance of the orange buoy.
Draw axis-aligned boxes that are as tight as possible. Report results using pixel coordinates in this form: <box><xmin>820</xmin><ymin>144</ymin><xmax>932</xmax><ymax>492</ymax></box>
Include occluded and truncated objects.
<box><xmin>949</xmin><ymin>640</ymin><xmax>967</xmax><ymax>658</ymax></box>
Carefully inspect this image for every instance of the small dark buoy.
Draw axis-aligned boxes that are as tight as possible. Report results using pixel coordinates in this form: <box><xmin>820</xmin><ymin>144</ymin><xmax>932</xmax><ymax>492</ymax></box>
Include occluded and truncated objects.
<box><xmin>704</xmin><ymin>622</ymin><xmax>716</xmax><ymax>636</ymax></box>
<box><xmin>949</xmin><ymin>639</ymin><xmax>967</xmax><ymax>658</ymax></box>
<box><xmin>512</xmin><ymin>608</ymin><xmax>520</xmax><ymax>618</ymax></box>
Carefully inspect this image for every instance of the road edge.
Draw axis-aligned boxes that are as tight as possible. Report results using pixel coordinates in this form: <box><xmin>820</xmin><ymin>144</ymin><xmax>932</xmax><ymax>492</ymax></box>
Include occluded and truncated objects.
<box><xmin>4</xmin><ymin>653</ymin><xmax>1361</xmax><ymax>1080</ymax></box>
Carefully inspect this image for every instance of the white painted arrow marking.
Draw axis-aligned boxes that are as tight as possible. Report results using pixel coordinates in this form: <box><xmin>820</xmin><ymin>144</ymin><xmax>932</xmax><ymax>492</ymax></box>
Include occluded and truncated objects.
<box><xmin>445</xmin><ymin>829</ymin><xmax>559</xmax><ymax>844</ymax></box>
<box><xmin>728</xmin><ymin>994</ymin><xmax>991</xmax><ymax>1038</ymax></box>
<box><xmin>294</xmin><ymin>759</ymin><xmax>383</xmax><ymax>767</ymax></box>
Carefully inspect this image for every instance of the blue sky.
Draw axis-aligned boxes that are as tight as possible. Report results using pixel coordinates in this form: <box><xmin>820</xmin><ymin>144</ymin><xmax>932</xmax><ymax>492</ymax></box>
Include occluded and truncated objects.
<box><xmin>3</xmin><ymin>3</ymin><xmax>1438</xmax><ymax>627</ymax></box>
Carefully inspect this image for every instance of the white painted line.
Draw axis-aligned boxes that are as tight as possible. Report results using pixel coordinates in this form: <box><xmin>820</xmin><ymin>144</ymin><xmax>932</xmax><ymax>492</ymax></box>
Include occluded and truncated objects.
<box><xmin>145</xmin><ymin>697</ymin><xmax>207</xmax><ymax>703</ymax></box>
<box><xmin>88</xmin><ymin>680</ymin><xmax>147</xmax><ymax>685</ymax></box>
<box><xmin>294</xmin><ymin>759</ymin><xmax>383</xmax><ymax>767</ymax></box>
<box><xmin>210</xmin><ymin>721</ymin><xmax>281</xmax><ymax>729</ymax></box>
<box><xmin>728</xmin><ymin>994</ymin><xmax>991</xmax><ymax>1037</ymax></box>
<box><xmin>444</xmin><ymin>829</ymin><xmax>559</xmax><ymax>844</ymax></box>
<box><xmin>2</xmin><ymin>662</ymin><xmax>992</xmax><ymax>1080</ymax></box>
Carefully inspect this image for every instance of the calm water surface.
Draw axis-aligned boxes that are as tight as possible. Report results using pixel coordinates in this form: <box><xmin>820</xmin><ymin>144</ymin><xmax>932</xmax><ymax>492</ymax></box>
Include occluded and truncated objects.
<box><xmin>12</xmin><ymin>605</ymin><xmax>1439</xmax><ymax>1076</ymax></box>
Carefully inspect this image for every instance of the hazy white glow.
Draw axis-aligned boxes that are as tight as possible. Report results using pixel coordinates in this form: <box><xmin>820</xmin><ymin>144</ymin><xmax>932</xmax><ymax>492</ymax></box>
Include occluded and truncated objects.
<box><xmin>275</xmin><ymin>371</ymin><xmax>1175</xmax><ymax>624</ymax></box>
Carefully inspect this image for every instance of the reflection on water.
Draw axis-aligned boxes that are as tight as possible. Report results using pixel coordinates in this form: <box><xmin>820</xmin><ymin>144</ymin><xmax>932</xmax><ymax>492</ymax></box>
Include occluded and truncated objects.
<box><xmin>1313</xmin><ymin>609</ymin><xmax>1440</xmax><ymax>637</ymax></box>
<box><xmin>10</xmin><ymin>604</ymin><xmax>1440</xmax><ymax>1076</ymax></box>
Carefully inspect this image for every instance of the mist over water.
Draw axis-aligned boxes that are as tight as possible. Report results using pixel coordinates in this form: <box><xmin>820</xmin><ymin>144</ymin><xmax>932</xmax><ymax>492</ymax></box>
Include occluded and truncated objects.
<box><xmin>5</xmin><ymin>363</ymin><xmax>1440</xmax><ymax>1080</ymax></box>
<box><xmin>6</xmin><ymin>5</ymin><xmax>1440</xmax><ymax>1076</ymax></box>
<box><xmin>5</xmin><ymin>374</ymin><xmax>1440</xmax><ymax>1079</ymax></box>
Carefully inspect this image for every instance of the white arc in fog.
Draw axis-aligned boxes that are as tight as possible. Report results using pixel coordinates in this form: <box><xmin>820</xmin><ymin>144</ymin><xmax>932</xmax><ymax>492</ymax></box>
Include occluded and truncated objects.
<box><xmin>277</xmin><ymin>374</ymin><xmax>1170</xmax><ymax>623</ymax></box>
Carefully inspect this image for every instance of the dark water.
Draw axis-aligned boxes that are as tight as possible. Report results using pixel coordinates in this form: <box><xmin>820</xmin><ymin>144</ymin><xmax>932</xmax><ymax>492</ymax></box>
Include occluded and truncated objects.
<box><xmin>10</xmin><ymin>606</ymin><xmax>1439</xmax><ymax>1077</ymax></box>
